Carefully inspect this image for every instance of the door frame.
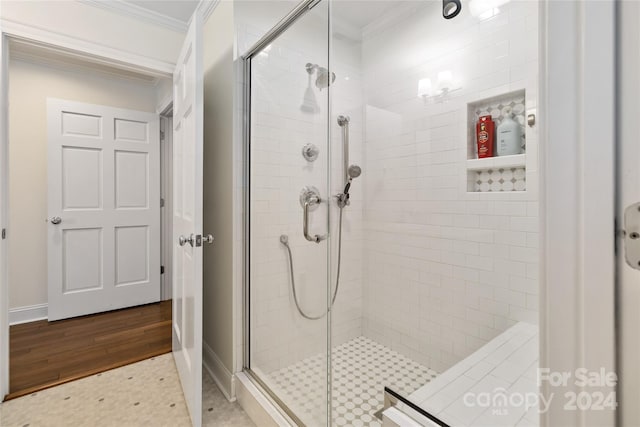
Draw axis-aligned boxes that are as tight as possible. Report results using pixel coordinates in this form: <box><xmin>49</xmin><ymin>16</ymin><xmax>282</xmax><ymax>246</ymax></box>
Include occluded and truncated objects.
<box><xmin>0</xmin><ymin>21</ymin><xmax>173</xmax><ymax>399</ymax></box>
<box><xmin>540</xmin><ymin>0</ymin><xmax>616</xmax><ymax>425</ymax></box>
<box><xmin>160</xmin><ymin>113</ymin><xmax>174</xmax><ymax>301</ymax></box>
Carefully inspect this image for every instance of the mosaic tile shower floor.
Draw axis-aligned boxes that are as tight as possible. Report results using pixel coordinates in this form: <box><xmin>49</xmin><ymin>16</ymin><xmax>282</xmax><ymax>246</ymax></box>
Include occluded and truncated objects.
<box><xmin>267</xmin><ymin>336</ymin><xmax>439</xmax><ymax>427</ymax></box>
<box><xmin>0</xmin><ymin>354</ymin><xmax>255</xmax><ymax>427</ymax></box>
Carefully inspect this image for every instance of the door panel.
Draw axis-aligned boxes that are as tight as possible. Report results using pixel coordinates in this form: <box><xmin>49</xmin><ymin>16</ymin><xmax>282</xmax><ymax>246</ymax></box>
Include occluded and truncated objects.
<box><xmin>618</xmin><ymin>1</ymin><xmax>640</xmax><ymax>424</ymax></box>
<box><xmin>47</xmin><ymin>99</ymin><xmax>160</xmax><ymax>321</ymax></box>
<box><xmin>172</xmin><ymin>13</ymin><xmax>203</xmax><ymax>427</ymax></box>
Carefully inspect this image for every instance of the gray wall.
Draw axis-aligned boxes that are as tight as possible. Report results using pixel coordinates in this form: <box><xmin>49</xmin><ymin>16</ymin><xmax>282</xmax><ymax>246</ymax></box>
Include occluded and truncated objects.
<box><xmin>202</xmin><ymin>0</ymin><xmax>236</xmax><ymax>397</ymax></box>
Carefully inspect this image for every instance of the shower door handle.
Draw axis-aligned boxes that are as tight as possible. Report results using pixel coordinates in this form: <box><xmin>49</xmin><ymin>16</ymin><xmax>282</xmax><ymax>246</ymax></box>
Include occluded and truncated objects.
<box><xmin>303</xmin><ymin>198</ymin><xmax>326</xmax><ymax>244</ymax></box>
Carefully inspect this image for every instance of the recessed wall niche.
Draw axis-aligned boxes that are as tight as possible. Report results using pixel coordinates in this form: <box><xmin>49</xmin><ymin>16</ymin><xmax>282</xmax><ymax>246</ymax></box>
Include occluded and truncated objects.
<box><xmin>466</xmin><ymin>89</ymin><xmax>527</xmax><ymax>193</ymax></box>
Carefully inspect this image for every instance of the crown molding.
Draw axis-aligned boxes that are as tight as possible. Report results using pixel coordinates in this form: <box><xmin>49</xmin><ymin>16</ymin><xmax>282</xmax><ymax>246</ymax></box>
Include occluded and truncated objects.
<box><xmin>80</xmin><ymin>0</ymin><xmax>188</xmax><ymax>33</ymax></box>
<box><xmin>196</xmin><ymin>0</ymin><xmax>220</xmax><ymax>24</ymax></box>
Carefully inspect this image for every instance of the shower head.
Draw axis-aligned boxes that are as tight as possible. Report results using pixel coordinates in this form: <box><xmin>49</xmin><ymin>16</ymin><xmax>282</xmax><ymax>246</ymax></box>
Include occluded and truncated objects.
<box><xmin>341</xmin><ymin>164</ymin><xmax>362</xmax><ymax>200</ymax></box>
<box><xmin>348</xmin><ymin>164</ymin><xmax>361</xmax><ymax>179</ymax></box>
<box><xmin>300</xmin><ymin>86</ymin><xmax>319</xmax><ymax>113</ymax></box>
<box><xmin>315</xmin><ymin>67</ymin><xmax>336</xmax><ymax>90</ymax></box>
<box><xmin>301</xmin><ymin>66</ymin><xmax>320</xmax><ymax>114</ymax></box>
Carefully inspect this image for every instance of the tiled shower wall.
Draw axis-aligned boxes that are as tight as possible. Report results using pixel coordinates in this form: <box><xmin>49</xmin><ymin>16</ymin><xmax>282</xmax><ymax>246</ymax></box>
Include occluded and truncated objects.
<box><xmin>239</xmin><ymin>0</ymin><xmax>539</xmax><ymax>377</ymax></box>
<box><xmin>238</xmin><ymin>6</ymin><xmax>365</xmax><ymax>374</ymax></box>
<box><xmin>359</xmin><ymin>1</ymin><xmax>539</xmax><ymax>372</ymax></box>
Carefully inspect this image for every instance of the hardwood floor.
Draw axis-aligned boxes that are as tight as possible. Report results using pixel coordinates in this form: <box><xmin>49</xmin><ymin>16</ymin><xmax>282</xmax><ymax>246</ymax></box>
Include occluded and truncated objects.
<box><xmin>6</xmin><ymin>300</ymin><xmax>172</xmax><ymax>401</ymax></box>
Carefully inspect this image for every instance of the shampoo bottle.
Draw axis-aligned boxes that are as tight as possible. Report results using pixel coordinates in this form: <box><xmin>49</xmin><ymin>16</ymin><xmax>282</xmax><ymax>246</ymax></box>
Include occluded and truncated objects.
<box><xmin>476</xmin><ymin>115</ymin><xmax>495</xmax><ymax>158</ymax></box>
<box><xmin>497</xmin><ymin>110</ymin><xmax>523</xmax><ymax>156</ymax></box>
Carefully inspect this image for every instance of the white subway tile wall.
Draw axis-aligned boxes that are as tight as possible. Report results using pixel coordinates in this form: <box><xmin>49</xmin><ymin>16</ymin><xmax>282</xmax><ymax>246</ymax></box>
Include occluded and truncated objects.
<box><xmin>359</xmin><ymin>1</ymin><xmax>539</xmax><ymax>372</ymax></box>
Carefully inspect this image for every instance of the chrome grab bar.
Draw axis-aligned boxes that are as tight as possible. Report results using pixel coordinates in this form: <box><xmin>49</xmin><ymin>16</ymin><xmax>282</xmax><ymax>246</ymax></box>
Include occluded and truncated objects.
<box><xmin>303</xmin><ymin>195</ymin><xmax>326</xmax><ymax>243</ymax></box>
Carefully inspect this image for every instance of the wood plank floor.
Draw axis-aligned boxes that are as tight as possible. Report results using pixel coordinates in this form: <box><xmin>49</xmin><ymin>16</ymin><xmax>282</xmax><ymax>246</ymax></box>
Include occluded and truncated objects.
<box><xmin>6</xmin><ymin>300</ymin><xmax>172</xmax><ymax>401</ymax></box>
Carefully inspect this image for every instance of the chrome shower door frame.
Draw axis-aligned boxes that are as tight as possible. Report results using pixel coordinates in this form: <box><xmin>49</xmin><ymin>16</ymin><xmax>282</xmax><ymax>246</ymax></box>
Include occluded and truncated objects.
<box><xmin>241</xmin><ymin>0</ymin><xmax>334</xmax><ymax>424</ymax></box>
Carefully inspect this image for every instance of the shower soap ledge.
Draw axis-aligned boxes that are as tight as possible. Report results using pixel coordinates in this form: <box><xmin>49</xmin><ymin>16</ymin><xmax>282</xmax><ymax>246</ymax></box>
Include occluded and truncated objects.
<box><xmin>466</xmin><ymin>153</ymin><xmax>526</xmax><ymax>171</ymax></box>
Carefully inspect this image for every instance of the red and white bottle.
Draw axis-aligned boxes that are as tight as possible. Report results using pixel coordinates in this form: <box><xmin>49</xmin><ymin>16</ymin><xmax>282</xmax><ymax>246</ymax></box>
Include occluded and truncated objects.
<box><xmin>476</xmin><ymin>115</ymin><xmax>495</xmax><ymax>158</ymax></box>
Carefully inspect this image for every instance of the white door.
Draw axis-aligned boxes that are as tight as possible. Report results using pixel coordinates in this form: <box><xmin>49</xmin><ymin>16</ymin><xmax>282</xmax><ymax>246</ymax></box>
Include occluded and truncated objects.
<box><xmin>47</xmin><ymin>99</ymin><xmax>160</xmax><ymax>321</ymax></box>
<box><xmin>172</xmin><ymin>13</ymin><xmax>203</xmax><ymax>427</ymax></box>
<box><xmin>619</xmin><ymin>2</ymin><xmax>640</xmax><ymax>424</ymax></box>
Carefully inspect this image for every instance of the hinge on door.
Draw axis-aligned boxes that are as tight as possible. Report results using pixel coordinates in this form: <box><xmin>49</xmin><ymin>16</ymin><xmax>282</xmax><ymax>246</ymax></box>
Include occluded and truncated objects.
<box><xmin>161</xmin><ymin>265</ymin><xmax>165</xmax><ymax>274</ymax></box>
<box><xmin>1</xmin><ymin>228</ymin><xmax>5</xmax><ymax>239</ymax></box>
<box><xmin>624</xmin><ymin>202</ymin><xmax>640</xmax><ymax>269</ymax></box>
<box><xmin>160</xmin><ymin>130</ymin><xmax>165</xmax><ymax>141</ymax></box>
<box><xmin>160</xmin><ymin>198</ymin><xmax>165</xmax><ymax>208</ymax></box>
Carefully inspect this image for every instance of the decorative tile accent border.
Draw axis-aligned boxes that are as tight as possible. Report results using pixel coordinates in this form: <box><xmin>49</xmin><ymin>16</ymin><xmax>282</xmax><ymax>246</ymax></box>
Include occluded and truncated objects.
<box><xmin>474</xmin><ymin>167</ymin><xmax>526</xmax><ymax>192</ymax></box>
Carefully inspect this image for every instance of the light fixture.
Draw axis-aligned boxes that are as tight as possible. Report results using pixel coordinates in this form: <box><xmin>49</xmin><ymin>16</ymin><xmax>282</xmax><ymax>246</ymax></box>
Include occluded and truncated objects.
<box><xmin>418</xmin><ymin>71</ymin><xmax>461</xmax><ymax>102</ymax></box>
<box><xmin>443</xmin><ymin>0</ymin><xmax>462</xmax><ymax>19</ymax></box>
<box><xmin>469</xmin><ymin>0</ymin><xmax>510</xmax><ymax>19</ymax></box>
<box><xmin>437</xmin><ymin>71</ymin><xmax>454</xmax><ymax>93</ymax></box>
<box><xmin>417</xmin><ymin>78</ymin><xmax>432</xmax><ymax>98</ymax></box>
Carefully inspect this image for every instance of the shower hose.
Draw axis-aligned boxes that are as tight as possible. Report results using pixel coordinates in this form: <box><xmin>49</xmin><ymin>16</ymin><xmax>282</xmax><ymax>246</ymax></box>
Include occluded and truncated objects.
<box><xmin>280</xmin><ymin>206</ymin><xmax>345</xmax><ymax>320</ymax></box>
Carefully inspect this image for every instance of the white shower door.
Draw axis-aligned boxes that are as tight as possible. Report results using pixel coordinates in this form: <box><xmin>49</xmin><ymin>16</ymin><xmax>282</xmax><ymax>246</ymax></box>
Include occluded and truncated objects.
<box><xmin>47</xmin><ymin>98</ymin><xmax>160</xmax><ymax>321</ymax></box>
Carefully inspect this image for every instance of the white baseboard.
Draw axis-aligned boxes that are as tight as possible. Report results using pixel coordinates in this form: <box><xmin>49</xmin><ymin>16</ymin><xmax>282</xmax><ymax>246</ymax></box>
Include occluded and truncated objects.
<box><xmin>9</xmin><ymin>303</ymin><xmax>48</xmax><ymax>325</ymax></box>
<box><xmin>203</xmin><ymin>341</ymin><xmax>236</xmax><ymax>402</ymax></box>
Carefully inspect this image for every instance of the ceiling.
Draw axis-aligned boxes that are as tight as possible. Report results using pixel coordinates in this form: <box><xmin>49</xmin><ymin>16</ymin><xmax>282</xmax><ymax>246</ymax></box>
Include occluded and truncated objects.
<box><xmin>124</xmin><ymin>0</ymin><xmax>200</xmax><ymax>24</ymax></box>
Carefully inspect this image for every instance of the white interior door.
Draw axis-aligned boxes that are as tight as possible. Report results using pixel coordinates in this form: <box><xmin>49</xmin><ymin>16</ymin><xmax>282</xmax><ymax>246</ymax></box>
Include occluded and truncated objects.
<box><xmin>618</xmin><ymin>2</ymin><xmax>640</xmax><ymax>424</ymax></box>
<box><xmin>172</xmin><ymin>13</ymin><xmax>203</xmax><ymax>427</ymax></box>
<box><xmin>0</xmin><ymin>31</ymin><xmax>9</xmax><ymax>399</ymax></box>
<box><xmin>47</xmin><ymin>99</ymin><xmax>160</xmax><ymax>321</ymax></box>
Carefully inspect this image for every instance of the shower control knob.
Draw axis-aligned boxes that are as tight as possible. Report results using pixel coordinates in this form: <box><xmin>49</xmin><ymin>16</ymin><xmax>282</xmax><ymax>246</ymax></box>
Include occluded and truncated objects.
<box><xmin>302</xmin><ymin>143</ymin><xmax>319</xmax><ymax>162</ymax></box>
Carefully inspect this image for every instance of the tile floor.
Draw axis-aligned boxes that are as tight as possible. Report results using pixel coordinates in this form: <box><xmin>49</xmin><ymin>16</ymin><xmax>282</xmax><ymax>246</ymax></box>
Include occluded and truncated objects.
<box><xmin>0</xmin><ymin>354</ymin><xmax>255</xmax><ymax>427</ymax></box>
<box><xmin>266</xmin><ymin>336</ymin><xmax>439</xmax><ymax>427</ymax></box>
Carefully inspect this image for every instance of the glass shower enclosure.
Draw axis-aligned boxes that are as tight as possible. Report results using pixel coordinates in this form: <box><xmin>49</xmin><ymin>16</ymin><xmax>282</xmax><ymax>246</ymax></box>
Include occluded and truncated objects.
<box><xmin>242</xmin><ymin>0</ymin><xmax>540</xmax><ymax>425</ymax></box>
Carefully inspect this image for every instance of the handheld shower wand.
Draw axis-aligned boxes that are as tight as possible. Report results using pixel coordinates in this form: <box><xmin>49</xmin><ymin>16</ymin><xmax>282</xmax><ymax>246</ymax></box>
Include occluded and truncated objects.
<box><xmin>280</xmin><ymin>114</ymin><xmax>363</xmax><ymax>320</ymax></box>
<box><xmin>337</xmin><ymin>116</ymin><xmax>361</xmax><ymax>208</ymax></box>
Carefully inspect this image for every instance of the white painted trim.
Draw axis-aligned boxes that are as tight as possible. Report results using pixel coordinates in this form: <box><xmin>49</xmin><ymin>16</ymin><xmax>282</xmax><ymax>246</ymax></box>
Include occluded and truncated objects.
<box><xmin>156</xmin><ymin>92</ymin><xmax>173</xmax><ymax>116</ymax></box>
<box><xmin>196</xmin><ymin>0</ymin><xmax>220</xmax><ymax>24</ymax></box>
<box><xmin>541</xmin><ymin>1</ymin><xmax>616</xmax><ymax>426</ymax></box>
<box><xmin>1</xmin><ymin>19</ymin><xmax>174</xmax><ymax>77</ymax></box>
<box><xmin>9</xmin><ymin>304</ymin><xmax>48</xmax><ymax>325</ymax></box>
<box><xmin>9</xmin><ymin>43</ymin><xmax>159</xmax><ymax>87</ymax></box>
<box><xmin>235</xmin><ymin>372</ymin><xmax>294</xmax><ymax>427</ymax></box>
<box><xmin>160</xmin><ymin>115</ymin><xmax>173</xmax><ymax>302</ymax></box>
<box><xmin>0</xmin><ymin>29</ymin><xmax>9</xmax><ymax>399</ymax></box>
<box><xmin>80</xmin><ymin>0</ymin><xmax>188</xmax><ymax>33</ymax></box>
<box><xmin>203</xmin><ymin>341</ymin><xmax>236</xmax><ymax>402</ymax></box>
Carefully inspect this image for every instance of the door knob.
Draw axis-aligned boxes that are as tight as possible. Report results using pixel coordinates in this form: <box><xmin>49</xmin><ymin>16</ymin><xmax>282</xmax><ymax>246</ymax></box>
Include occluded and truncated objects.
<box><xmin>50</xmin><ymin>216</ymin><xmax>62</xmax><ymax>225</ymax></box>
<box><xmin>178</xmin><ymin>235</ymin><xmax>191</xmax><ymax>246</ymax></box>
<box><xmin>179</xmin><ymin>234</ymin><xmax>213</xmax><ymax>247</ymax></box>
